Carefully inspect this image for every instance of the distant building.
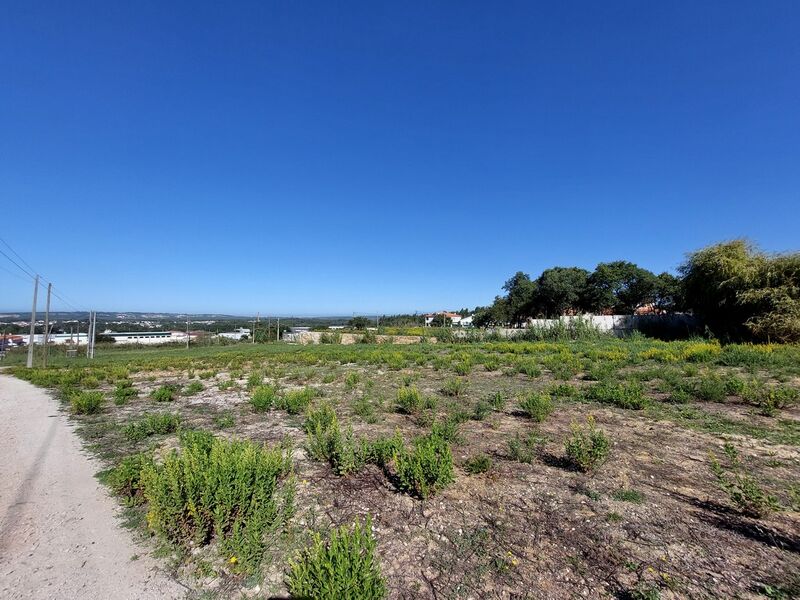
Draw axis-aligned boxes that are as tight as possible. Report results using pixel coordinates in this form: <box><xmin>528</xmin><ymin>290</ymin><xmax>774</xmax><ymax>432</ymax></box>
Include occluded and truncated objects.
<box><xmin>218</xmin><ymin>328</ymin><xmax>251</xmax><ymax>341</ymax></box>
<box><xmin>424</xmin><ymin>312</ymin><xmax>473</xmax><ymax>327</ymax></box>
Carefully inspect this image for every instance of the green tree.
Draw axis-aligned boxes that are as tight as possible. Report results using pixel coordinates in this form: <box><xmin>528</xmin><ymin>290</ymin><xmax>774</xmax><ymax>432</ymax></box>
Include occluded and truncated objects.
<box><xmin>348</xmin><ymin>316</ymin><xmax>371</xmax><ymax>330</ymax></box>
<box><xmin>534</xmin><ymin>267</ymin><xmax>590</xmax><ymax>317</ymax></box>
<box><xmin>502</xmin><ymin>272</ymin><xmax>537</xmax><ymax>326</ymax></box>
<box><xmin>585</xmin><ymin>261</ymin><xmax>658</xmax><ymax>314</ymax></box>
<box><xmin>653</xmin><ymin>272</ymin><xmax>683</xmax><ymax>313</ymax></box>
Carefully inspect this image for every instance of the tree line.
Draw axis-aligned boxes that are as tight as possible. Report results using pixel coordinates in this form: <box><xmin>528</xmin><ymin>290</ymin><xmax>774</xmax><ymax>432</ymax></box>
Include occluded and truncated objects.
<box><xmin>472</xmin><ymin>240</ymin><xmax>800</xmax><ymax>343</ymax></box>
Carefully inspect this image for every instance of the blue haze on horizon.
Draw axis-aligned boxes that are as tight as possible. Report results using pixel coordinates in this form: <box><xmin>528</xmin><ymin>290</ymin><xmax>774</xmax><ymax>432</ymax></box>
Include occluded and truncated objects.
<box><xmin>1</xmin><ymin>1</ymin><xmax>798</xmax><ymax>315</ymax></box>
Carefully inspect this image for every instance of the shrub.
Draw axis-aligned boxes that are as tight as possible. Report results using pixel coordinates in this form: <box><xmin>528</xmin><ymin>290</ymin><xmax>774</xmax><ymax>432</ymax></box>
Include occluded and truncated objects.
<box><xmin>141</xmin><ymin>431</ymin><xmax>295</xmax><ymax>573</ymax></box>
<box><xmin>546</xmin><ymin>383</ymin><xmax>578</xmax><ymax>398</ymax></box>
<box><xmin>279</xmin><ymin>387</ymin><xmax>322</xmax><ymax>414</ymax></box>
<box><xmin>246</xmin><ymin>371</ymin><xmax>263</xmax><ymax>391</ymax></box>
<box><xmin>464</xmin><ymin>453</ymin><xmax>492</xmax><ymax>475</ymax></box>
<box><xmin>344</xmin><ymin>371</ymin><xmax>361</xmax><ymax>390</ymax></box>
<box><xmin>251</xmin><ymin>384</ymin><xmax>278</xmax><ymax>412</ymax></box>
<box><xmin>396</xmin><ymin>386</ymin><xmax>424</xmax><ymax>414</ymax></box>
<box><xmin>184</xmin><ymin>381</ymin><xmax>204</xmax><ymax>396</ymax></box>
<box><xmin>517</xmin><ymin>361</ymin><xmax>542</xmax><ymax>378</ymax></box>
<box><xmin>453</xmin><ymin>361</ymin><xmax>471</xmax><ymax>376</ymax></box>
<box><xmin>287</xmin><ymin>517</ymin><xmax>387</xmax><ymax>600</ymax></box>
<box><xmin>508</xmin><ymin>432</ymin><xmax>545</xmax><ymax>464</ymax></box>
<box><xmin>104</xmin><ymin>453</ymin><xmax>154</xmax><ymax>504</ymax></box>
<box><xmin>519</xmin><ymin>392</ymin><xmax>554</xmax><ymax>422</ymax></box>
<box><xmin>694</xmin><ymin>374</ymin><xmax>727</xmax><ymax>402</ymax></box>
<box><xmin>486</xmin><ymin>390</ymin><xmax>507</xmax><ymax>410</ymax></box>
<box><xmin>394</xmin><ymin>433</ymin><xmax>455</xmax><ymax>499</ymax></box>
<box><xmin>71</xmin><ymin>391</ymin><xmax>103</xmax><ymax>414</ymax></box>
<box><xmin>123</xmin><ymin>412</ymin><xmax>181</xmax><ymax>441</ymax></box>
<box><xmin>113</xmin><ymin>381</ymin><xmax>138</xmax><ymax>405</ymax></box>
<box><xmin>429</xmin><ymin>417</ymin><xmax>462</xmax><ymax>444</ymax></box>
<box><xmin>150</xmin><ymin>384</ymin><xmax>180</xmax><ymax>402</ymax></box>
<box><xmin>710</xmin><ymin>442</ymin><xmax>779</xmax><ymax>518</ymax></box>
<box><xmin>585</xmin><ymin>381</ymin><xmax>647</xmax><ymax>410</ymax></box>
<box><xmin>214</xmin><ymin>412</ymin><xmax>235</xmax><ymax>429</ymax></box>
<box><xmin>441</xmin><ymin>377</ymin><xmax>468</xmax><ymax>397</ymax></box>
<box><xmin>471</xmin><ymin>400</ymin><xmax>491</xmax><ymax>421</ymax></box>
<box><xmin>564</xmin><ymin>416</ymin><xmax>610</xmax><ymax>472</ymax></box>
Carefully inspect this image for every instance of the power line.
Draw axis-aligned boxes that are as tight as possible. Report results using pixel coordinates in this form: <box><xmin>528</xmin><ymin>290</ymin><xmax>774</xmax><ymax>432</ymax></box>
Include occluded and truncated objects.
<box><xmin>0</xmin><ymin>237</ymin><xmax>39</xmax><ymax>277</ymax></box>
<box><xmin>0</xmin><ymin>246</ymin><xmax>36</xmax><ymax>281</ymax></box>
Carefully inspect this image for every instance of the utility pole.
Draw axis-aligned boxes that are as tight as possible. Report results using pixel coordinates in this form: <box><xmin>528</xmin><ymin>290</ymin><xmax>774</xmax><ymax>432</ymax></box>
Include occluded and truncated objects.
<box><xmin>26</xmin><ymin>275</ymin><xmax>39</xmax><ymax>368</ymax></box>
<box><xmin>42</xmin><ymin>283</ymin><xmax>52</xmax><ymax>367</ymax></box>
<box><xmin>87</xmin><ymin>311</ymin><xmax>96</xmax><ymax>359</ymax></box>
<box><xmin>186</xmin><ymin>315</ymin><xmax>190</xmax><ymax>349</ymax></box>
<box><xmin>252</xmin><ymin>312</ymin><xmax>259</xmax><ymax>344</ymax></box>
<box><xmin>277</xmin><ymin>317</ymin><xmax>280</xmax><ymax>342</ymax></box>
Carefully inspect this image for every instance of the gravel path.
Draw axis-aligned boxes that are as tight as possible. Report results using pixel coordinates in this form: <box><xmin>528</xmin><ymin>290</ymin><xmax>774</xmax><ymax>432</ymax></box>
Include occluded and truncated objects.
<box><xmin>0</xmin><ymin>373</ymin><xmax>185</xmax><ymax>600</ymax></box>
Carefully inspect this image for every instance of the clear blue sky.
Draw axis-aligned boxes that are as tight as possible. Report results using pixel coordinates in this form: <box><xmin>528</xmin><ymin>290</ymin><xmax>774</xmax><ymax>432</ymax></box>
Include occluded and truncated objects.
<box><xmin>2</xmin><ymin>1</ymin><xmax>798</xmax><ymax>315</ymax></box>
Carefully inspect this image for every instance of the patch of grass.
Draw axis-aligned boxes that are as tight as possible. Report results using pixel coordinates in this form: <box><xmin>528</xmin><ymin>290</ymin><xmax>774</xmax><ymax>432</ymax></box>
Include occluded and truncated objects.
<box><xmin>344</xmin><ymin>371</ymin><xmax>361</xmax><ymax>390</ymax></box>
<box><xmin>710</xmin><ymin>442</ymin><xmax>780</xmax><ymax>518</ymax></box>
<box><xmin>470</xmin><ymin>400</ymin><xmax>491</xmax><ymax>421</ymax></box>
<box><xmin>507</xmin><ymin>431</ymin><xmax>545</xmax><ymax>464</ymax></box>
<box><xmin>150</xmin><ymin>384</ymin><xmax>180</xmax><ymax>402</ymax></box>
<box><xmin>396</xmin><ymin>386</ymin><xmax>425</xmax><ymax>414</ymax></box>
<box><xmin>183</xmin><ymin>381</ymin><xmax>204</xmax><ymax>396</ymax></box>
<box><xmin>113</xmin><ymin>381</ymin><xmax>138</xmax><ymax>405</ymax></box>
<box><xmin>394</xmin><ymin>433</ymin><xmax>455</xmax><ymax>499</ymax></box>
<box><xmin>585</xmin><ymin>380</ymin><xmax>648</xmax><ymax>410</ymax></box>
<box><xmin>485</xmin><ymin>390</ymin><xmax>507</xmax><ymax>410</ymax></box>
<box><xmin>464</xmin><ymin>453</ymin><xmax>492</xmax><ymax>475</ymax></box>
<box><xmin>213</xmin><ymin>412</ymin><xmax>235</xmax><ymax>429</ymax></box>
<box><xmin>279</xmin><ymin>387</ymin><xmax>322</xmax><ymax>415</ymax></box>
<box><xmin>123</xmin><ymin>412</ymin><xmax>181</xmax><ymax>441</ymax></box>
<box><xmin>287</xmin><ymin>517</ymin><xmax>387</xmax><ymax>600</ymax></box>
<box><xmin>612</xmin><ymin>489</ymin><xmax>645</xmax><ymax>504</ymax></box>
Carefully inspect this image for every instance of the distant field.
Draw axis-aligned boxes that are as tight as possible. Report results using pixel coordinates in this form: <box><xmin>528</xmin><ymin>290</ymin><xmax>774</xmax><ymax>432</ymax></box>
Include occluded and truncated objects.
<box><xmin>9</xmin><ymin>338</ymin><xmax>800</xmax><ymax>598</ymax></box>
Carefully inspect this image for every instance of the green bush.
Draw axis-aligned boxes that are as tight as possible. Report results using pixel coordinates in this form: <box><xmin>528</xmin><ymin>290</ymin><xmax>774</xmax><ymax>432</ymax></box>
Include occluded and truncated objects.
<box><xmin>123</xmin><ymin>412</ymin><xmax>181</xmax><ymax>441</ymax></box>
<box><xmin>429</xmin><ymin>417</ymin><xmax>462</xmax><ymax>444</ymax></box>
<box><xmin>464</xmin><ymin>453</ymin><xmax>492</xmax><ymax>475</ymax></box>
<box><xmin>279</xmin><ymin>387</ymin><xmax>321</xmax><ymax>414</ymax></box>
<box><xmin>141</xmin><ymin>431</ymin><xmax>295</xmax><ymax>573</ymax></box>
<box><xmin>564</xmin><ymin>416</ymin><xmax>610</xmax><ymax>472</ymax></box>
<box><xmin>113</xmin><ymin>381</ymin><xmax>138</xmax><ymax>405</ymax></box>
<box><xmin>396</xmin><ymin>386</ymin><xmax>424</xmax><ymax>414</ymax></box>
<box><xmin>471</xmin><ymin>400</ymin><xmax>491</xmax><ymax>421</ymax></box>
<box><xmin>71</xmin><ymin>391</ymin><xmax>103</xmax><ymax>414</ymax></box>
<box><xmin>344</xmin><ymin>371</ymin><xmax>361</xmax><ymax>390</ymax></box>
<box><xmin>184</xmin><ymin>381</ymin><xmax>204</xmax><ymax>396</ymax></box>
<box><xmin>508</xmin><ymin>432</ymin><xmax>545</xmax><ymax>464</ymax></box>
<box><xmin>612</xmin><ymin>489</ymin><xmax>645</xmax><ymax>503</ymax></box>
<box><xmin>486</xmin><ymin>390</ymin><xmax>507</xmax><ymax>410</ymax></box>
<box><xmin>104</xmin><ymin>453</ymin><xmax>154</xmax><ymax>504</ymax></box>
<box><xmin>518</xmin><ymin>392</ymin><xmax>554</xmax><ymax>422</ymax></box>
<box><xmin>694</xmin><ymin>374</ymin><xmax>727</xmax><ymax>402</ymax></box>
<box><xmin>585</xmin><ymin>381</ymin><xmax>648</xmax><ymax>410</ymax></box>
<box><xmin>287</xmin><ymin>517</ymin><xmax>387</xmax><ymax>600</ymax></box>
<box><xmin>441</xmin><ymin>377</ymin><xmax>468</xmax><ymax>397</ymax></box>
<box><xmin>246</xmin><ymin>371</ymin><xmax>263</xmax><ymax>391</ymax></box>
<box><xmin>394</xmin><ymin>433</ymin><xmax>454</xmax><ymax>499</ymax></box>
<box><xmin>710</xmin><ymin>443</ymin><xmax>780</xmax><ymax>518</ymax></box>
<box><xmin>250</xmin><ymin>384</ymin><xmax>278</xmax><ymax>412</ymax></box>
<box><xmin>150</xmin><ymin>384</ymin><xmax>180</xmax><ymax>402</ymax></box>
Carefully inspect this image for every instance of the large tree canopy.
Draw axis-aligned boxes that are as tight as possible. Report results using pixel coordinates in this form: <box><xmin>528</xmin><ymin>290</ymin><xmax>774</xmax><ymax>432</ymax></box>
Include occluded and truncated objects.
<box><xmin>584</xmin><ymin>261</ymin><xmax>658</xmax><ymax>314</ymax></box>
<box><xmin>534</xmin><ymin>267</ymin><xmax>590</xmax><ymax>317</ymax></box>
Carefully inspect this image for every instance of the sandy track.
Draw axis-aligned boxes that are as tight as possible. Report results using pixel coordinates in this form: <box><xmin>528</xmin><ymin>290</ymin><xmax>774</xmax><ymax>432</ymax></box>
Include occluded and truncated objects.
<box><xmin>0</xmin><ymin>373</ymin><xmax>185</xmax><ymax>600</ymax></box>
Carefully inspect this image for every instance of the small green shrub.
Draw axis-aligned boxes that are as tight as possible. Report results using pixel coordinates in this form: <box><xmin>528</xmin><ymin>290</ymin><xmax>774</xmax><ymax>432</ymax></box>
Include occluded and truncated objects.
<box><xmin>429</xmin><ymin>417</ymin><xmax>462</xmax><ymax>444</ymax></box>
<box><xmin>113</xmin><ymin>381</ymin><xmax>138</xmax><ymax>405</ymax></box>
<box><xmin>394</xmin><ymin>433</ymin><xmax>454</xmax><ymax>499</ymax></box>
<box><xmin>452</xmin><ymin>360</ymin><xmax>471</xmax><ymax>376</ymax></box>
<box><xmin>344</xmin><ymin>372</ymin><xmax>361</xmax><ymax>390</ymax></box>
<box><xmin>246</xmin><ymin>371</ymin><xmax>263</xmax><ymax>391</ymax></box>
<box><xmin>184</xmin><ymin>381</ymin><xmax>204</xmax><ymax>396</ymax></box>
<box><xmin>104</xmin><ymin>453</ymin><xmax>154</xmax><ymax>504</ymax></box>
<box><xmin>546</xmin><ymin>383</ymin><xmax>578</xmax><ymax>398</ymax></box>
<box><xmin>486</xmin><ymin>390</ymin><xmax>507</xmax><ymax>410</ymax></box>
<box><xmin>141</xmin><ymin>431</ymin><xmax>294</xmax><ymax>573</ymax></box>
<box><xmin>279</xmin><ymin>387</ymin><xmax>321</xmax><ymax>414</ymax></box>
<box><xmin>518</xmin><ymin>392</ymin><xmax>554</xmax><ymax>422</ymax></box>
<box><xmin>251</xmin><ymin>384</ymin><xmax>278</xmax><ymax>412</ymax></box>
<box><xmin>441</xmin><ymin>377</ymin><xmax>468</xmax><ymax>397</ymax></box>
<box><xmin>464</xmin><ymin>453</ymin><xmax>492</xmax><ymax>475</ymax></box>
<box><xmin>507</xmin><ymin>432</ymin><xmax>545</xmax><ymax>463</ymax></box>
<box><xmin>585</xmin><ymin>381</ymin><xmax>647</xmax><ymax>410</ymax></box>
<box><xmin>396</xmin><ymin>386</ymin><xmax>424</xmax><ymax>414</ymax></box>
<box><xmin>564</xmin><ymin>416</ymin><xmax>610</xmax><ymax>472</ymax></box>
<box><xmin>694</xmin><ymin>374</ymin><xmax>727</xmax><ymax>402</ymax></box>
<box><xmin>123</xmin><ymin>412</ymin><xmax>181</xmax><ymax>441</ymax></box>
<box><xmin>214</xmin><ymin>412</ymin><xmax>235</xmax><ymax>429</ymax></box>
<box><xmin>710</xmin><ymin>442</ymin><xmax>780</xmax><ymax>518</ymax></box>
<box><xmin>71</xmin><ymin>391</ymin><xmax>103</xmax><ymax>414</ymax></box>
<box><xmin>287</xmin><ymin>517</ymin><xmax>387</xmax><ymax>600</ymax></box>
<box><xmin>471</xmin><ymin>400</ymin><xmax>491</xmax><ymax>421</ymax></box>
<box><xmin>150</xmin><ymin>384</ymin><xmax>180</xmax><ymax>402</ymax></box>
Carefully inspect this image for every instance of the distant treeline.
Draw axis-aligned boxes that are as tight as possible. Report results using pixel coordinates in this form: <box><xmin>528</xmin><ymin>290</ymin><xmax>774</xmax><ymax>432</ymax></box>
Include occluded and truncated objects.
<box><xmin>473</xmin><ymin>240</ymin><xmax>800</xmax><ymax>343</ymax></box>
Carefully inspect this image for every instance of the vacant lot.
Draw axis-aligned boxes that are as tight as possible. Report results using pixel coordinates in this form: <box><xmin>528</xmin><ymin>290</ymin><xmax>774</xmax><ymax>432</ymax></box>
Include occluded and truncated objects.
<box><xmin>10</xmin><ymin>338</ymin><xmax>800</xmax><ymax>599</ymax></box>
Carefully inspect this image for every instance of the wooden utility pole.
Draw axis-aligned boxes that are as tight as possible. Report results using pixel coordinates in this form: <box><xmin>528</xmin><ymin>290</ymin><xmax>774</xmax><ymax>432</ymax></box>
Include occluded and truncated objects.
<box><xmin>252</xmin><ymin>312</ymin><xmax>259</xmax><ymax>344</ymax></box>
<box><xmin>42</xmin><ymin>282</ymin><xmax>52</xmax><ymax>367</ymax></box>
<box><xmin>186</xmin><ymin>315</ymin><xmax>190</xmax><ymax>349</ymax></box>
<box><xmin>26</xmin><ymin>275</ymin><xmax>39</xmax><ymax>368</ymax></box>
<box><xmin>277</xmin><ymin>317</ymin><xmax>280</xmax><ymax>342</ymax></box>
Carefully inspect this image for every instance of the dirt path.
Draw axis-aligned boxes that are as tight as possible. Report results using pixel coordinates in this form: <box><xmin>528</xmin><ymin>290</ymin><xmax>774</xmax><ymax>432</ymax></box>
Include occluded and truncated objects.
<box><xmin>0</xmin><ymin>374</ymin><xmax>185</xmax><ymax>600</ymax></box>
